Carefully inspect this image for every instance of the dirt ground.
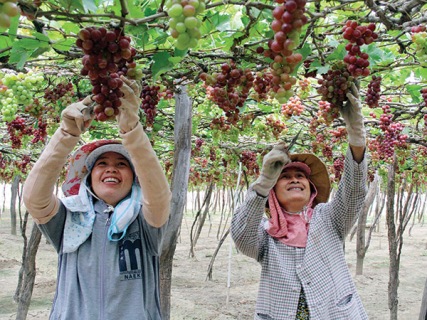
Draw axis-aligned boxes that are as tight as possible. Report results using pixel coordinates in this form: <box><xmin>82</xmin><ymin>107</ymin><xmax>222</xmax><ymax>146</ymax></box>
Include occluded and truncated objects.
<box><xmin>0</xmin><ymin>211</ymin><xmax>426</xmax><ymax>320</ymax></box>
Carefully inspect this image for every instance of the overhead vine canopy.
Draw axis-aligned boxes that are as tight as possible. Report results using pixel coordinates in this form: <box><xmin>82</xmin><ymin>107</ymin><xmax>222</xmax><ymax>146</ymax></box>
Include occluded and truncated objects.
<box><xmin>0</xmin><ymin>0</ymin><xmax>426</xmax><ymax>188</ymax></box>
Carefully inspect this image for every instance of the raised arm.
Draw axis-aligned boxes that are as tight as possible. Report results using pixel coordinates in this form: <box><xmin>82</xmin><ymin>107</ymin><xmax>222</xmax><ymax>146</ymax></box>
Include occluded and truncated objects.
<box><xmin>116</xmin><ymin>77</ymin><xmax>172</xmax><ymax>228</ymax></box>
<box><xmin>23</xmin><ymin>97</ymin><xmax>93</xmax><ymax>224</ymax></box>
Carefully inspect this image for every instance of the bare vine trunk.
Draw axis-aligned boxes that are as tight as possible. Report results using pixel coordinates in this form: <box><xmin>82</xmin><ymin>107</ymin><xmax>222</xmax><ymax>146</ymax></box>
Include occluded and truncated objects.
<box><xmin>386</xmin><ymin>156</ymin><xmax>399</xmax><ymax>320</ymax></box>
<box><xmin>14</xmin><ymin>221</ymin><xmax>42</xmax><ymax>320</ymax></box>
<box><xmin>356</xmin><ymin>173</ymin><xmax>379</xmax><ymax>275</ymax></box>
<box><xmin>189</xmin><ymin>182</ymin><xmax>214</xmax><ymax>257</ymax></box>
<box><xmin>420</xmin><ymin>277</ymin><xmax>427</xmax><ymax>320</ymax></box>
<box><xmin>10</xmin><ymin>175</ymin><xmax>20</xmax><ymax>235</ymax></box>
<box><xmin>160</xmin><ymin>86</ymin><xmax>192</xmax><ymax>320</ymax></box>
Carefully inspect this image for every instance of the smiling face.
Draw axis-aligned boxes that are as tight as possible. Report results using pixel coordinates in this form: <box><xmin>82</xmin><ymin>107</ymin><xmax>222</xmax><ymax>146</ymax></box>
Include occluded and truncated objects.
<box><xmin>90</xmin><ymin>152</ymin><xmax>134</xmax><ymax>207</ymax></box>
<box><xmin>273</xmin><ymin>168</ymin><xmax>312</xmax><ymax>213</ymax></box>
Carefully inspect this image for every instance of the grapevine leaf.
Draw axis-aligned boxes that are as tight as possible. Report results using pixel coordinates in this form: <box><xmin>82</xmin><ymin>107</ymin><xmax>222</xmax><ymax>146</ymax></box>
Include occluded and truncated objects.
<box><xmin>413</xmin><ymin>67</ymin><xmax>427</xmax><ymax>81</ymax></box>
<box><xmin>326</xmin><ymin>44</ymin><xmax>346</xmax><ymax>62</ymax></box>
<box><xmin>406</xmin><ymin>84</ymin><xmax>423</xmax><ymax>103</ymax></box>
<box><xmin>52</xmin><ymin>38</ymin><xmax>76</xmax><ymax>51</ymax></box>
<box><xmin>82</xmin><ymin>0</ymin><xmax>97</xmax><ymax>12</ymax></box>
<box><xmin>209</xmin><ymin>13</ymin><xmax>231</xmax><ymax>32</ymax></box>
<box><xmin>0</xmin><ymin>36</ymin><xmax>12</xmax><ymax>59</ymax></box>
<box><xmin>126</xmin><ymin>1</ymin><xmax>148</xmax><ymax>19</ymax></box>
<box><xmin>8</xmin><ymin>47</ymin><xmax>29</xmax><ymax>69</ymax></box>
<box><xmin>151</xmin><ymin>52</ymin><xmax>174</xmax><ymax>79</ymax></box>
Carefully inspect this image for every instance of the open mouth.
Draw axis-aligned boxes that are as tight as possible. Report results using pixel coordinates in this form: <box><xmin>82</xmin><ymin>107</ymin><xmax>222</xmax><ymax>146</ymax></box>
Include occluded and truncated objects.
<box><xmin>103</xmin><ymin>177</ymin><xmax>120</xmax><ymax>183</ymax></box>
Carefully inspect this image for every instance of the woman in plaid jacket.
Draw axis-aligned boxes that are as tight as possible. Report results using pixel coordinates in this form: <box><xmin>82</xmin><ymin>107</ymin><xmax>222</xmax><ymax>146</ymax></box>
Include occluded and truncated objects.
<box><xmin>231</xmin><ymin>83</ymin><xmax>368</xmax><ymax>320</ymax></box>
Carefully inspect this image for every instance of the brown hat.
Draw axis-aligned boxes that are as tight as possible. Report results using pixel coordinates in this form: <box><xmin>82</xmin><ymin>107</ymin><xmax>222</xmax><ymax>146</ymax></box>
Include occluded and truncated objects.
<box><xmin>287</xmin><ymin>153</ymin><xmax>331</xmax><ymax>206</ymax></box>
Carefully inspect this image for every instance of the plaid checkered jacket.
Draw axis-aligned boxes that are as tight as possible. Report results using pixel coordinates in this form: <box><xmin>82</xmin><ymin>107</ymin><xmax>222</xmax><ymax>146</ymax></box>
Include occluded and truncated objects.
<box><xmin>231</xmin><ymin>148</ymin><xmax>369</xmax><ymax>320</ymax></box>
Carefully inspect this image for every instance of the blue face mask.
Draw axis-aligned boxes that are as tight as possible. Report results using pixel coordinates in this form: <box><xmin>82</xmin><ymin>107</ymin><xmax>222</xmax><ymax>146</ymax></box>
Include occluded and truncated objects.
<box><xmin>107</xmin><ymin>184</ymin><xmax>142</xmax><ymax>241</ymax></box>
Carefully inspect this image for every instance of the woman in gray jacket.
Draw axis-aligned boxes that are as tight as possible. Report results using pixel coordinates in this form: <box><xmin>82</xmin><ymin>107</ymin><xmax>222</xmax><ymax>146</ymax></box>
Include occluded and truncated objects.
<box><xmin>231</xmin><ymin>83</ymin><xmax>368</xmax><ymax>319</ymax></box>
<box><xmin>23</xmin><ymin>77</ymin><xmax>171</xmax><ymax>319</ymax></box>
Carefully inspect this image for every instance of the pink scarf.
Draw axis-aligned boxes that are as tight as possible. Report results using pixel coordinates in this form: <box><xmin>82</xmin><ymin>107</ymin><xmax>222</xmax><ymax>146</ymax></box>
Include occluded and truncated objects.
<box><xmin>266</xmin><ymin>188</ymin><xmax>316</xmax><ymax>248</ymax></box>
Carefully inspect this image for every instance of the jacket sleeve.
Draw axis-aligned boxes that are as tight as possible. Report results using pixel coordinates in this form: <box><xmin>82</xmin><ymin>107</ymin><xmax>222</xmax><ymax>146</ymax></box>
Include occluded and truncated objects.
<box><xmin>121</xmin><ymin>123</ymin><xmax>172</xmax><ymax>228</ymax></box>
<box><xmin>321</xmin><ymin>147</ymin><xmax>368</xmax><ymax>239</ymax></box>
<box><xmin>230</xmin><ymin>186</ymin><xmax>268</xmax><ymax>261</ymax></box>
<box><xmin>23</xmin><ymin>128</ymin><xmax>79</xmax><ymax>224</ymax></box>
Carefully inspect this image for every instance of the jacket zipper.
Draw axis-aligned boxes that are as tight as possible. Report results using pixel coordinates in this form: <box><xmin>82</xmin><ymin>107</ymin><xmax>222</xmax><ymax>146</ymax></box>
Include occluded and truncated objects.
<box><xmin>100</xmin><ymin>215</ymin><xmax>111</xmax><ymax>320</ymax></box>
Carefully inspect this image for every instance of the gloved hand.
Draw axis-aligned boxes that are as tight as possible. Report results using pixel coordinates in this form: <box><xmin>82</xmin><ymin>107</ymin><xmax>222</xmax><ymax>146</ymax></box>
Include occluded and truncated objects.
<box><xmin>60</xmin><ymin>96</ymin><xmax>94</xmax><ymax>136</ymax></box>
<box><xmin>341</xmin><ymin>82</ymin><xmax>366</xmax><ymax>147</ymax></box>
<box><xmin>253</xmin><ymin>143</ymin><xmax>291</xmax><ymax>197</ymax></box>
<box><xmin>116</xmin><ymin>76</ymin><xmax>142</xmax><ymax>133</ymax></box>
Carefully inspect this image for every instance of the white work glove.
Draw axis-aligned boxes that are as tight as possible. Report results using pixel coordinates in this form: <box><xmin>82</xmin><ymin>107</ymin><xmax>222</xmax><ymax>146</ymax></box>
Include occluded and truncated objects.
<box><xmin>60</xmin><ymin>96</ymin><xmax>94</xmax><ymax>136</ymax></box>
<box><xmin>252</xmin><ymin>143</ymin><xmax>291</xmax><ymax>197</ymax></box>
<box><xmin>341</xmin><ymin>82</ymin><xmax>366</xmax><ymax>147</ymax></box>
<box><xmin>116</xmin><ymin>76</ymin><xmax>142</xmax><ymax>133</ymax></box>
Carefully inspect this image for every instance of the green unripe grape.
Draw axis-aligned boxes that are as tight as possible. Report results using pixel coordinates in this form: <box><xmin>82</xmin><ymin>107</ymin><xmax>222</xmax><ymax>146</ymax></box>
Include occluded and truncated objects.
<box><xmin>182</xmin><ymin>4</ymin><xmax>196</xmax><ymax>17</ymax></box>
<box><xmin>175</xmin><ymin>22</ymin><xmax>186</xmax><ymax>33</ymax></box>
<box><xmin>176</xmin><ymin>33</ymin><xmax>191</xmax><ymax>50</ymax></box>
<box><xmin>187</xmin><ymin>38</ymin><xmax>198</xmax><ymax>48</ymax></box>
<box><xmin>196</xmin><ymin>1</ymin><xmax>205</xmax><ymax>14</ymax></box>
<box><xmin>188</xmin><ymin>0</ymin><xmax>200</xmax><ymax>9</ymax></box>
<box><xmin>169</xmin><ymin>17</ymin><xmax>179</xmax><ymax>29</ymax></box>
<box><xmin>164</xmin><ymin>0</ymin><xmax>173</xmax><ymax>9</ymax></box>
<box><xmin>0</xmin><ymin>12</ymin><xmax>10</xmax><ymax>29</ymax></box>
<box><xmin>168</xmin><ymin>4</ymin><xmax>183</xmax><ymax>18</ymax></box>
<box><xmin>184</xmin><ymin>17</ymin><xmax>198</xmax><ymax>29</ymax></box>
<box><xmin>187</xmin><ymin>27</ymin><xmax>201</xmax><ymax>39</ymax></box>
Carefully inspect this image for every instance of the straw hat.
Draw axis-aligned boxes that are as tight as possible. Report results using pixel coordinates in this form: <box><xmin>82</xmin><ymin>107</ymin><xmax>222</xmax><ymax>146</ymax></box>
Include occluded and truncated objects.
<box><xmin>62</xmin><ymin>140</ymin><xmax>134</xmax><ymax>197</ymax></box>
<box><xmin>286</xmin><ymin>153</ymin><xmax>331</xmax><ymax>206</ymax></box>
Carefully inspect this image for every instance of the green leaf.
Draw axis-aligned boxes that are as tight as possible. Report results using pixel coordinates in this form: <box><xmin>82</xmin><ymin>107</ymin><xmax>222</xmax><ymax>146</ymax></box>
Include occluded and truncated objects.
<box><xmin>413</xmin><ymin>67</ymin><xmax>427</xmax><ymax>81</ymax></box>
<box><xmin>52</xmin><ymin>38</ymin><xmax>76</xmax><ymax>51</ymax></box>
<box><xmin>0</xmin><ymin>36</ymin><xmax>12</xmax><ymax>58</ymax></box>
<box><xmin>61</xmin><ymin>22</ymin><xmax>81</xmax><ymax>35</ymax></box>
<box><xmin>34</xmin><ymin>32</ymin><xmax>51</xmax><ymax>44</ymax></box>
<box><xmin>125</xmin><ymin>1</ymin><xmax>148</xmax><ymax>19</ymax></box>
<box><xmin>406</xmin><ymin>84</ymin><xmax>423</xmax><ymax>103</ymax></box>
<box><xmin>151</xmin><ymin>52</ymin><xmax>174</xmax><ymax>79</ymax></box>
<box><xmin>8</xmin><ymin>47</ymin><xmax>29</xmax><ymax>69</ymax></box>
<box><xmin>15</xmin><ymin>38</ymin><xmax>49</xmax><ymax>50</ymax></box>
<box><xmin>326</xmin><ymin>43</ymin><xmax>346</xmax><ymax>61</ymax></box>
<box><xmin>82</xmin><ymin>0</ymin><xmax>99</xmax><ymax>12</ymax></box>
<box><xmin>209</xmin><ymin>13</ymin><xmax>231</xmax><ymax>32</ymax></box>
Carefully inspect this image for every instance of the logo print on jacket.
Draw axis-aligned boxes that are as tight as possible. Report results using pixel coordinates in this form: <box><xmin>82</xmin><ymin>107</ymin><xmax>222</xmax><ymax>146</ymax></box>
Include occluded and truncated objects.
<box><xmin>118</xmin><ymin>231</ymin><xmax>142</xmax><ymax>280</ymax></box>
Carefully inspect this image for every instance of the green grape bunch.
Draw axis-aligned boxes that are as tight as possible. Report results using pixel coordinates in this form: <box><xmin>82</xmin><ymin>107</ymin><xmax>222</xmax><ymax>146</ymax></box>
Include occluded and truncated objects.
<box><xmin>0</xmin><ymin>71</ymin><xmax>44</xmax><ymax>122</ymax></box>
<box><xmin>411</xmin><ymin>25</ymin><xmax>427</xmax><ymax>66</ymax></box>
<box><xmin>165</xmin><ymin>0</ymin><xmax>206</xmax><ymax>50</ymax></box>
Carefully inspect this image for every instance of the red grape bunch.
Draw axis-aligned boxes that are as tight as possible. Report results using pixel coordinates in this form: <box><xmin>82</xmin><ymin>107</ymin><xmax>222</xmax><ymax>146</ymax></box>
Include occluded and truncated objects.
<box><xmin>421</xmin><ymin>87</ymin><xmax>427</xmax><ymax>107</ymax></box>
<box><xmin>281</xmin><ymin>96</ymin><xmax>304</xmax><ymax>118</ymax></box>
<box><xmin>0</xmin><ymin>0</ymin><xmax>19</xmax><ymax>29</ymax></box>
<box><xmin>315</xmin><ymin>100</ymin><xmax>340</xmax><ymax>127</ymax></box>
<box><xmin>140</xmin><ymin>83</ymin><xmax>160</xmax><ymax>127</ymax></box>
<box><xmin>31</xmin><ymin>118</ymin><xmax>47</xmax><ymax>144</ymax></box>
<box><xmin>317</xmin><ymin>62</ymin><xmax>354</xmax><ymax>112</ymax></box>
<box><xmin>265</xmin><ymin>116</ymin><xmax>287</xmax><ymax>139</ymax></box>
<box><xmin>342</xmin><ymin>20</ymin><xmax>378</xmax><ymax>77</ymax></box>
<box><xmin>210</xmin><ymin>116</ymin><xmax>231</xmax><ymax>132</ymax></box>
<box><xmin>411</xmin><ymin>25</ymin><xmax>427</xmax><ymax>65</ymax></box>
<box><xmin>192</xmin><ymin>137</ymin><xmax>204</xmax><ymax>156</ymax></box>
<box><xmin>370</xmin><ymin>105</ymin><xmax>408</xmax><ymax>161</ymax></box>
<box><xmin>255</xmin><ymin>0</ymin><xmax>307</xmax><ymax>103</ymax></box>
<box><xmin>7</xmin><ymin>117</ymin><xmax>33</xmax><ymax>149</ymax></box>
<box><xmin>76</xmin><ymin>26</ymin><xmax>137</xmax><ymax>121</ymax></box>
<box><xmin>252</xmin><ymin>71</ymin><xmax>273</xmax><ymax>101</ymax></box>
<box><xmin>365</xmin><ymin>75</ymin><xmax>382</xmax><ymax>108</ymax></box>
<box><xmin>333</xmin><ymin>155</ymin><xmax>345</xmax><ymax>182</ymax></box>
<box><xmin>44</xmin><ymin>82</ymin><xmax>74</xmax><ymax>105</ymax></box>
<box><xmin>200</xmin><ymin>60</ymin><xmax>254</xmax><ymax>125</ymax></box>
<box><xmin>165</xmin><ymin>0</ymin><xmax>205</xmax><ymax>50</ymax></box>
<box><xmin>240</xmin><ymin>150</ymin><xmax>259</xmax><ymax>176</ymax></box>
